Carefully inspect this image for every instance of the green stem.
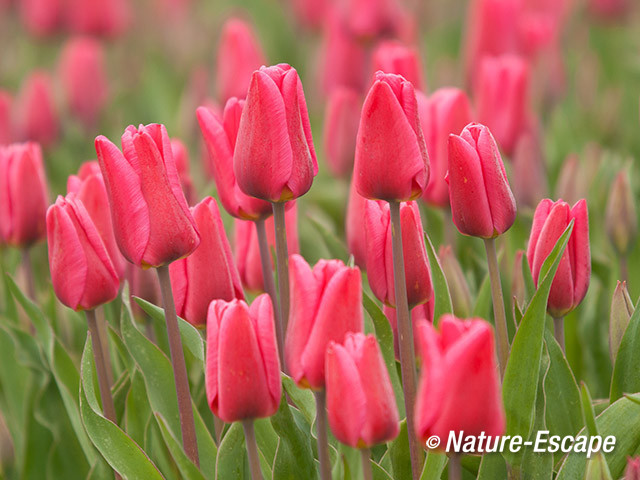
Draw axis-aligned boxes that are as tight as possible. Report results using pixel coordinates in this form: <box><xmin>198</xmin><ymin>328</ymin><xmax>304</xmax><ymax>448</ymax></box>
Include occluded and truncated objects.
<box><xmin>314</xmin><ymin>390</ymin><xmax>332</xmax><ymax>480</ymax></box>
<box><xmin>272</xmin><ymin>202</ymin><xmax>290</xmax><ymax>371</ymax></box>
<box><xmin>483</xmin><ymin>238</ymin><xmax>509</xmax><ymax>379</ymax></box>
<box><xmin>242</xmin><ymin>420</ymin><xmax>263</xmax><ymax>480</ymax></box>
<box><xmin>554</xmin><ymin>316</ymin><xmax>565</xmax><ymax>353</ymax></box>
<box><xmin>361</xmin><ymin>448</ymin><xmax>373</xmax><ymax>480</ymax></box>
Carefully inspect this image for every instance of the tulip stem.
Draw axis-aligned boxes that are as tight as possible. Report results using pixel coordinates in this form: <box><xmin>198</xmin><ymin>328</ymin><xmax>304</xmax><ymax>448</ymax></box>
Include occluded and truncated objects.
<box><xmin>361</xmin><ymin>448</ymin><xmax>373</xmax><ymax>480</ymax></box>
<box><xmin>255</xmin><ymin>218</ymin><xmax>284</xmax><ymax>366</ymax></box>
<box><xmin>388</xmin><ymin>201</ymin><xmax>422</xmax><ymax>480</ymax></box>
<box><xmin>272</xmin><ymin>202</ymin><xmax>290</xmax><ymax>370</ymax></box>
<box><xmin>314</xmin><ymin>390</ymin><xmax>332</xmax><ymax>480</ymax></box>
<box><xmin>483</xmin><ymin>238</ymin><xmax>509</xmax><ymax>379</ymax></box>
<box><xmin>553</xmin><ymin>316</ymin><xmax>565</xmax><ymax>352</ymax></box>
<box><xmin>242</xmin><ymin>420</ymin><xmax>263</xmax><ymax>480</ymax></box>
<box><xmin>156</xmin><ymin>266</ymin><xmax>200</xmax><ymax>467</ymax></box>
<box><xmin>448</xmin><ymin>453</ymin><xmax>462</xmax><ymax>480</ymax></box>
<box><xmin>21</xmin><ymin>247</ymin><xmax>36</xmax><ymax>300</ymax></box>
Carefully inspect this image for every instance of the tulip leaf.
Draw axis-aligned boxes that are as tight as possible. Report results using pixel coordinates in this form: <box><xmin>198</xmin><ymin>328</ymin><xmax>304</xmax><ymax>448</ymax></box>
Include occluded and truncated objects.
<box><xmin>420</xmin><ymin>451</ymin><xmax>447</xmax><ymax>480</ymax></box>
<box><xmin>5</xmin><ymin>274</ymin><xmax>51</xmax><ymax>347</ymax></box>
<box><xmin>282</xmin><ymin>374</ymin><xmax>316</xmax><ymax>426</ymax></box>
<box><xmin>388</xmin><ymin>419</ymin><xmax>413</xmax><ymax>480</ymax></box>
<box><xmin>125</xmin><ymin>369</ymin><xmax>152</xmax><ymax>448</ymax></box>
<box><xmin>580</xmin><ymin>382</ymin><xmax>599</xmax><ymax>437</ymax></box>
<box><xmin>372</xmin><ymin>461</ymin><xmax>394</xmax><ymax>480</ymax></box>
<box><xmin>477</xmin><ymin>454</ymin><xmax>507</xmax><ymax>479</ymax></box>
<box><xmin>216</xmin><ymin>422</ymin><xmax>250</xmax><ymax>480</ymax></box>
<box><xmin>79</xmin><ymin>337</ymin><xmax>165</xmax><ymax>479</ymax></box>
<box><xmin>502</xmin><ymin>221</ymin><xmax>574</xmax><ymax>467</ymax></box>
<box><xmin>472</xmin><ymin>272</ymin><xmax>492</xmax><ymax>320</ymax></box>
<box><xmin>423</xmin><ymin>232</ymin><xmax>453</xmax><ymax>324</ymax></box>
<box><xmin>156</xmin><ymin>413</ymin><xmax>208</xmax><ymax>480</ymax></box>
<box><xmin>609</xmin><ymin>294</ymin><xmax>640</xmax><ymax>402</ymax></box>
<box><xmin>306</xmin><ymin>215</ymin><xmax>349</xmax><ymax>262</ymax></box>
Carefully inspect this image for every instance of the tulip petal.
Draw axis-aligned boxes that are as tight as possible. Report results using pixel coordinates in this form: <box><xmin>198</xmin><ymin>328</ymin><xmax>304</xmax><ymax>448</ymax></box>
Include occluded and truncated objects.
<box><xmin>250</xmin><ymin>294</ymin><xmax>281</xmax><ymax>409</ymax></box>
<box><xmin>365</xmin><ymin>201</ymin><xmax>390</xmax><ymax>304</ymax></box>
<box><xmin>570</xmin><ymin>199</ymin><xmax>590</xmax><ymax>306</ymax></box>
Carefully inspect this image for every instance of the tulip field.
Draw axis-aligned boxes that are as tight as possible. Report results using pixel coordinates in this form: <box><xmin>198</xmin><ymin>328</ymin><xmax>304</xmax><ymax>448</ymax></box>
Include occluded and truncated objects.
<box><xmin>2</xmin><ymin>0</ymin><xmax>640</xmax><ymax>479</ymax></box>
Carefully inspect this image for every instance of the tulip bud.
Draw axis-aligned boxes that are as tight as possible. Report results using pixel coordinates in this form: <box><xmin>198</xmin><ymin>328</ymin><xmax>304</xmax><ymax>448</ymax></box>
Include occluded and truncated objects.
<box><xmin>605</xmin><ymin>170</ymin><xmax>637</xmax><ymax>257</ymax></box>
<box><xmin>414</xmin><ymin>315</ymin><xmax>506</xmax><ymax>447</ymax></box>
<box><xmin>66</xmin><ymin>0</ymin><xmax>131</xmax><ymax>37</ymax></box>
<box><xmin>15</xmin><ymin>71</ymin><xmax>58</xmax><ymax>147</ymax></box>
<box><xmin>19</xmin><ymin>0</ymin><xmax>63</xmax><ymax>36</ymax></box>
<box><xmin>371</xmin><ymin>40</ymin><xmax>426</xmax><ymax>93</ymax></box>
<box><xmin>216</xmin><ymin>18</ymin><xmax>266</xmax><ymax>102</ymax></box>
<box><xmin>323</xmin><ymin>87</ymin><xmax>361</xmax><ymax>177</ymax></box>
<box><xmin>365</xmin><ymin>201</ymin><xmax>433</xmax><ymax>308</ymax></box>
<box><xmin>0</xmin><ymin>90</ymin><xmax>12</xmax><ymax>145</ymax></box>
<box><xmin>625</xmin><ymin>456</ymin><xmax>640</xmax><ymax>480</ymax></box>
<box><xmin>526</xmin><ymin>198</ymin><xmax>591</xmax><ymax>318</ymax></box>
<box><xmin>341</xmin><ymin>0</ymin><xmax>402</xmax><ymax>40</ymax></box>
<box><xmin>475</xmin><ymin>55</ymin><xmax>531</xmax><ymax>155</ymax></box>
<box><xmin>0</xmin><ymin>143</ymin><xmax>49</xmax><ymax>247</ymax></box>
<box><xmin>286</xmin><ymin>254</ymin><xmax>363</xmax><ymax>390</ymax></box>
<box><xmin>438</xmin><ymin>245</ymin><xmax>473</xmax><ymax>318</ymax></box>
<box><xmin>233</xmin><ymin>64</ymin><xmax>318</xmax><ymax>203</ymax></box>
<box><xmin>609</xmin><ymin>281</ymin><xmax>634</xmax><ymax>363</ymax></box>
<box><xmin>58</xmin><ymin>37</ymin><xmax>108</xmax><ymax>127</ymax></box>
<box><xmin>354</xmin><ymin>71</ymin><xmax>429</xmax><ymax>202</ymax></box>
<box><xmin>289</xmin><ymin>0</ymin><xmax>330</xmax><ymax>30</ymax></box>
<box><xmin>206</xmin><ymin>295</ymin><xmax>281</xmax><ymax>422</ymax></box>
<box><xmin>47</xmin><ymin>195</ymin><xmax>119</xmax><ymax>311</ymax></box>
<box><xmin>326</xmin><ymin>333</ymin><xmax>400</xmax><ymax>448</ymax></box>
<box><xmin>511</xmin><ymin>125</ymin><xmax>548</xmax><ymax>209</ymax></box>
<box><xmin>418</xmin><ymin>88</ymin><xmax>473</xmax><ymax>207</ymax></box>
<box><xmin>234</xmin><ymin>203</ymin><xmax>299</xmax><ymax>292</ymax></box>
<box><xmin>346</xmin><ymin>175</ymin><xmax>369</xmax><ymax>268</ymax></box>
<box><xmin>383</xmin><ymin>302</ymin><xmax>432</xmax><ymax>360</ymax></box>
<box><xmin>197</xmin><ymin>100</ymin><xmax>272</xmax><ymax>220</ymax></box>
<box><xmin>170</xmin><ymin>139</ymin><xmax>195</xmax><ymax>205</ymax></box>
<box><xmin>95</xmin><ymin>123</ymin><xmax>201</xmax><ymax>268</ymax></box>
<box><xmin>447</xmin><ymin>122</ymin><xmax>517</xmax><ymax>238</ymax></box>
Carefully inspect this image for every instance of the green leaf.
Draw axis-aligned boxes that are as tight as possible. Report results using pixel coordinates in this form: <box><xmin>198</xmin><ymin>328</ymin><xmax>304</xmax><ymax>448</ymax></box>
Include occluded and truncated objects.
<box><xmin>388</xmin><ymin>420</ymin><xmax>413</xmax><ymax>480</ymax></box>
<box><xmin>216</xmin><ymin>423</ymin><xmax>249</xmax><ymax>480</ymax></box>
<box><xmin>126</xmin><ymin>369</ymin><xmax>152</xmax><ymax>448</ymax></box>
<box><xmin>156</xmin><ymin>414</ymin><xmax>207</xmax><ymax>480</ymax></box>
<box><xmin>609</xmin><ymin>294</ymin><xmax>640</xmax><ymax>402</ymax></box>
<box><xmin>580</xmin><ymin>383</ymin><xmax>599</xmax><ymax>437</ymax></box>
<box><xmin>423</xmin><ymin>232</ymin><xmax>453</xmax><ymax>324</ymax></box>
<box><xmin>477</xmin><ymin>454</ymin><xmax>507</xmax><ymax>480</ymax></box>
<box><xmin>420</xmin><ymin>451</ymin><xmax>447</xmax><ymax>480</ymax></box>
<box><xmin>372</xmin><ymin>461</ymin><xmax>394</xmax><ymax>480</ymax></box>
<box><xmin>282</xmin><ymin>374</ymin><xmax>316</xmax><ymax>426</ymax></box>
<box><xmin>472</xmin><ymin>272</ymin><xmax>492</xmax><ymax>320</ymax></box>
<box><xmin>5</xmin><ymin>274</ymin><xmax>51</xmax><ymax>346</ymax></box>
<box><xmin>306</xmin><ymin>215</ymin><xmax>349</xmax><ymax>262</ymax></box>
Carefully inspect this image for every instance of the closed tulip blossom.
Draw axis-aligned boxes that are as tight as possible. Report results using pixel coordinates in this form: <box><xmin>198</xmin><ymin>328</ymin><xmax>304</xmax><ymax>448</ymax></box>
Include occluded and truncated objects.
<box><xmin>19</xmin><ymin>0</ymin><xmax>63</xmax><ymax>36</ymax></box>
<box><xmin>345</xmin><ymin>175</ymin><xmax>370</xmax><ymax>268</ymax></box>
<box><xmin>170</xmin><ymin>197</ymin><xmax>244</xmax><ymax>327</ymax></box>
<box><xmin>371</xmin><ymin>40</ymin><xmax>426</xmax><ymax>93</ymax></box>
<box><xmin>170</xmin><ymin>139</ymin><xmax>195</xmax><ymax>205</ymax></box>
<box><xmin>66</xmin><ymin>0</ymin><xmax>131</xmax><ymax>37</ymax></box>
<box><xmin>341</xmin><ymin>0</ymin><xmax>402</xmax><ymax>40</ymax></box>
<box><xmin>15</xmin><ymin>71</ymin><xmax>59</xmax><ymax>147</ymax></box>
<box><xmin>0</xmin><ymin>91</ymin><xmax>12</xmax><ymax>145</ymax></box>
<box><xmin>605</xmin><ymin>170</ymin><xmax>637</xmax><ymax>263</ymax></box>
<box><xmin>414</xmin><ymin>316</ymin><xmax>505</xmax><ymax>453</ymax></box>
<box><xmin>290</xmin><ymin>0</ymin><xmax>330</xmax><ymax>29</ymax></box>
<box><xmin>323</xmin><ymin>87</ymin><xmax>361</xmax><ymax>177</ymax></box>
<box><xmin>625</xmin><ymin>456</ymin><xmax>640</xmax><ymax>480</ymax></box>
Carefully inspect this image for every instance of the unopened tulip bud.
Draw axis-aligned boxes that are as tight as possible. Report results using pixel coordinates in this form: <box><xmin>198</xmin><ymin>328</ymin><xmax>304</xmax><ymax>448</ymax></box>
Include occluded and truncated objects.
<box><xmin>625</xmin><ymin>456</ymin><xmax>640</xmax><ymax>480</ymax></box>
<box><xmin>605</xmin><ymin>170</ymin><xmax>637</xmax><ymax>257</ymax></box>
<box><xmin>66</xmin><ymin>0</ymin><xmax>130</xmax><ymax>37</ymax></box>
<box><xmin>15</xmin><ymin>71</ymin><xmax>59</xmax><ymax>147</ymax></box>
<box><xmin>19</xmin><ymin>0</ymin><xmax>63</xmax><ymax>36</ymax></box>
<box><xmin>346</xmin><ymin>176</ymin><xmax>369</xmax><ymax>268</ymax></box>
<box><xmin>609</xmin><ymin>281</ymin><xmax>634</xmax><ymax>363</ymax></box>
<box><xmin>371</xmin><ymin>40</ymin><xmax>426</xmax><ymax>92</ymax></box>
<box><xmin>170</xmin><ymin>139</ymin><xmax>196</xmax><ymax>205</ymax></box>
<box><xmin>512</xmin><ymin>125</ymin><xmax>548</xmax><ymax>209</ymax></box>
<box><xmin>323</xmin><ymin>87</ymin><xmax>361</xmax><ymax>177</ymax></box>
<box><xmin>290</xmin><ymin>0</ymin><xmax>330</xmax><ymax>29</ymax></box>
<box><xmin>438</xmin><ymin>245</ymin><xmax>472</xmax><ymax>318</ymax></box>
<box><xmin>341</xmin><ymin>0</ymin><xmax>402</xmax><ymax>40</ymax></box>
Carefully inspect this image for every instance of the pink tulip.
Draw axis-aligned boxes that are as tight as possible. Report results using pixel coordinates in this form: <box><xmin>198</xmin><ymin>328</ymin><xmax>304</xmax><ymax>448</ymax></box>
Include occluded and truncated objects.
<box><xmin>326</xmin><ymin>333</ymin><xmax>400</xmax><ymax>448</ymax></box>
<box><xmin>345</xmin><ymin>175</ymin><xmax>370</xmax><ymax>268</ymax></box>
<box><xmin>66</xmin><ymin>0</ymin><xmax>130</xmax><ymax>37</ymax></box>
<box><xmin>0</xmin><ymin>143</ymin><xmax>49</xmax><ymax>246</ymax></box>
<box><xmin>234</xmin><ymin>203</ymin><xmax>299</xmax><ymax>292</ymax></box>
<box><xmin>371</xmin><ymin>40</ymin><xmax>426</xmax><ymax>93</ymax></box>
<box><xmin>341</xmin><ymin>0</ymin><xmax>403</xmax><ymax>39</ymax></box>
<box><xmin>526</xmin><ymin>198</ymin><xmax>590</xmax><ymax>318</ymax></box>
<box><xmin>354</xmin><ymin>71</ymin><xmax>429</xmax><ymax>202</ymax></box>
<box><xmin>365</xmin><ymin>201</ymin><xmax>433</xmax><ymax>308</ymax></box>
<box><xmin>197</xmin><ymin>100</ymin><xmax>272</xmax><ymax>220</ymax></box>
<box><xmin>170</xmin><ymin>139</ymin><xmax>195</xmax><ymax>205</ymax></box>
<box><xmin>626</xmin><ymin>457</ymin><xmax>640</xmax><ymax>480</ymax></box>
<box><xmin>286</xmin><ymin>254</ymin><xmax>363</xmax><ymax>390</ymax></box>
<box><xmin>414</xmin><ymin>315</ymin><xmax>505</xmax><ymax>448</ymax></box>
<box><xmin>95</xmin><ymin>123</ymin><xmax>200</xmax><ymax>268</ymax></box>
<box><xmin>47</xmin><ymin>195</ymin><xmax>119</xmax><ymax>311</ymax></box>
<box><xmin>447</xmin><ymin>122</ymin><xmax>516</xmax><ymax>238</ymax></box>
<box><xmin>418</xmin><ymin>88</ymin><xmax>473</xmax><ymax>207</ymax></box>
<box><xmin>234</xmin><ymin>64</ymin><xmax>318</xmax><ymax>202</ymax></box>
<box><xmin>19</xmin><ymin>0</ymin><xmax>63</xmax><ymax>36</ymax></box>
<box><xmin>323</xmin><ymin>87</ymin><xmax>361</xmax><ymax>177</ymax></box>
<box><xmin>216</xmin><ymin>18</ymin><xmax>266</xmax><ymax>102</ymax></box>
<box><xmin>511</xmin><ymin>125</ymin><xmax>548</xmax><ymax>209</ymax></box>
<box><xmin>206</xmin><ymin>295</ymin><xmax>281</xmax><ymax>422</ymax></box>
<box><xmin>383</xmin><ymin>302</ymin><xmax>433</xmax><ymax>360</ymax></box>
<box><xmin>0</xmin><ymin>91</ymin><xmax>12</xmax><ymax>145</ymax></box>
<box><xmin>170</xmin><ymin>197</ymin><xmax>244</xmax><ymax>327</ymax></box>
<box><xmin>15</xmin><ymin>71</ymin><xmax>58</xmax><ymax>147</ymax></box>
<box><xmin>475</xmin><ymin>55</ymin><xmax>531</xmax><ymax>155</ymax></box>
<box><xmin>58</xmin><ymin>37</ymin><xmax>108</xmax><ymax>126</ymax></box>
<box><xmin>67</xmin><ymin>161</ymin><xmax>126</xmax><ymax>279</ymax></box>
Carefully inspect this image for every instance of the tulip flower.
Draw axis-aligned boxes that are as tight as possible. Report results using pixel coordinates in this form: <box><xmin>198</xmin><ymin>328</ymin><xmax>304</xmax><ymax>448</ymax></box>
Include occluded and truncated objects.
<box><xmin>67</xmin><ymin>161</ymin><xmax>126</xmax><ymax>279</ymax></box>
<box><xmin>371</xmin><ymin>40</ymin><xmax>426</xmax><ymax>93</ymax></box>
<box><xmin>216</xmin><ymin>18</ymin><xmax>266</xmax><ymax>102</ymax></box>
<box><xmin>170</xmin><ymin>139</ymin><xmax>195</xmax><ymax>205</ymax></box>
<box><xmin>323</xmin><ymin>87</ymin><xmax>361</xmax><ymax>177</ymax></box>
<box><xmin>418</xmin><ymin>88</ymin><xmax>473</xmax><ymax>208</ymax></box>
<box><xmin>354</xmin><ymin>71</ymin><xmax>429</xmax><ymax>202</ymax></box>
<box><xmin>626</xmin><ymin>456</ymin><xmax>640</xmax><ymax>480</ymax></box>
<box><xmin>364</xmin><ymin>200</ymin><xmax>433</xmax><ymax>309</ymax></box>
<box><xmin>605</xmin><ymin>170</ymin><xmax>636</xmax><ymax>271</ymax></box>
<box><xmin>609</xmin><ymin>281</ymin><xmax>633</xmax><ymax>363</ymax></box>
<box><xmin>340</xmin><ymin>0</ymin><xmax>402</xmax><ymax>40</ymax></box>
<box><xmin>326</xmin><ymin>333</ymin><xmax>399</xmax><ymax>478</ymax></box>
<box><xmin>170</xmin><ymin>197</ymin><xmax>244</xmax><ymax>327</ymax></box>
<box><xmin>345</xmin><ymin>176</ymin><xmax>370</xmax><ymax>268</ymax></box>
<box><xmin>438</xmin><ymin>245</ymin><xmax>472</xmax><ymax>318</ymax></box>
<box><xmin>19</xmin><ymin>0</ymin><xmax>63</xmax><ymax>36</ymax></box>
<box><xmin>0</xmin><ymin>90</ymin><xmax>12</xmax><ymax>145</ymax></box>
<box><xmin>383</xmin><ymin>302</ymin><xmax>432</xmax><ymax>360</ymax></box>
<box><xmin>66</xmin><ymin>0</ymin><xmax>131</xmax><ymax>37</ymax></box>
<box><xmin>290</xmin><ymin>0</ymin><xmax>330</xmax><ymax>29</ymax></box>
<box><xmin>475</xmin><ymin>55</ymin><xmax>531</xmax><ymax>156</ymax></box>
<box><xmin>414</xmin><ymin>315</ymin><xmax>506</xmax><ymax>451</ymax></box>
<box><xmin>15</xmin><ymin>71</ymin><xmax>58</xmax><ymax>147</ymax></box>
<box><xmin>527</xmin><ymin>198</ymin><xmax>591</xmax><ymax>342</ymax></box>
<box><xmin>511</xmin><ymin>125</ymin><xmax>548</xmax><ymax>209</ymax></box>
<box><xmin>58</xmin><ymin>37</ymin><xmax>108</xmax><ymax>127</ymax></box>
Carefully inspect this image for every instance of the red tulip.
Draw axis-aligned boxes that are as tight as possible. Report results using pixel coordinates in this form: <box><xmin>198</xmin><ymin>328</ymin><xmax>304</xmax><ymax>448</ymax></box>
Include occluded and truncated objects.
<box><xmin>47</xmin><ymin>195</ymin><xmax>119</xmax><ymax>311</ymax></box>
<box><xmin>19</xmin><ymin>0</ymin><xmax>63</xmax><ymax>36</ymax></box>
<box><xmin>67</xmin><ymin>161</ymin><xmax>126</xmax><ymax>279</ymax></box>
<box><xmin>625</xmin><ymin>456</ymin><xmax>640</xmax><ymax>480</ymax></box>
<box><xmin>326</xmin><ymin>333</ymin><xmax>399</xmax><ymax>448</ymax></box>
<box><xmin>354</xmin><ymin>71</ymin><xmax>429</xmax><ymax>202</ymax></box>
<box><xmin>286</xmin><ymin>254</ymin><xmax>363</xmax><ymax>390</ymax></box>
<box><xmin>345</xmin><ymin>175</ymin><xmax>370</xmax><ymax>268</ymax></box>
<box><xmin>418</xmin><ymin>88</ymin><xmax>473</xmax><ymax>207</ymax></box>
<box><xmin>371</xmin><ymin>40</ymin><xmax>426</xmax><ymax>92</ymax></box>
<box><xmin>447</xmin><ymin>122</ymin><xmax>516</xmax><ymax>238</ymax></box>
<box><xmin>511</xmin><ymin>124</ymin><xmax>548</xmax><ymax>209</ymax></box>
<box><xmin>58</xmin><ymin>37</ymin><xmax>108</xmax><ymax>126</ymax></box>
<box><xmin>414</xmin><ymin>315</ymin><xmax>505</xmax><ymax>447</ymax></box>
<box><xmin>233</xmin><ymin>64</ymin><xmax>318</xmax><ymax>202</ymax></box>
<box><xmin>0</xmin><ymin>143</ymin><xmax>49</xmax><ymax>246</ymax></box>
<box><xmin>475</xmin><ymin>55</ymin><xmax>531</xmax><ymax>155</ymax></box>
<box><xmin>216</xmin><ymin>18</ymin><xmax>266</xmax><ymax>102</ymax></box>
<box><xmin>206</xmin><ymin>295</ymin><xmax>281</xmax><ymax>422</ymax></box>
<box><xmin>66</xmin><ymin>0</ymin><xmax>130</xmax><ymax>37</ymax></box>
<box><xmin>234</xmin><ymin>203</ymin><xmax>299</xmax><ymax>292</ymax></box>
<box><xmin>15</xmin><ymin>71</ymin><xmax>58</xmax><ymax>147</ymax></box>
<box><xmin>197</xmin><ymin>100</ymin><xmax>272</xmax><ymax>220</ymax></box>
<box><xmin>289</xmin><ymin>0</ymin><xmax>330</xmax><ymax>29</ymax></box>
<box><xmin>383</xmin><ymin>302</ymin><xmax>433</xmax><ymax>360</ymax></box>
<box><xmin>170</xmin><ymin>197</ymin><xmax>244</xmax><ymax>327</ymax></box>
<box><xmin>323</xmin><ymin>87</ymin><xmax>361</xmax><ymax>177</ymax></box>
<box><xmin>170</xmin><ymin>139</ymin><xmax>195</xmax><ymax>205</ymax></box>
<box><xmin>341</xmin><ymin>0</ymin><xmax>403</xmax><ymax>40</ymax></box>
<box><xmin>0</xmin><ymin>90</ymin><xmax>12</xmax><ymax>145</ymax></box>
<box><xmin>364</xmin><ymin>200</ymin><xmax>433</xmax><ymax>308</ymax></box>
<box><xmin>526</xmin><ymin>198</ymin><xmax>590</xmax><ymax>318</ymax></box>
<box><xmin>95</xmin><ymin>123</ymin><xmax>200</xmax><ymax>268</ymax></box>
